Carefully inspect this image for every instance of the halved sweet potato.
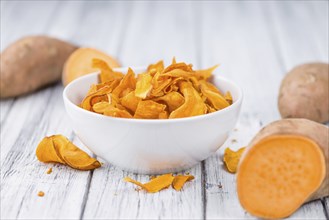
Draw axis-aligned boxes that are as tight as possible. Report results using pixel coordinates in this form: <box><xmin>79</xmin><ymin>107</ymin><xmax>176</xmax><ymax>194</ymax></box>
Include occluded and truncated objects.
<box><xmin>237</xmin><ymin>119</ymin><xmax>328</xmax><ymax>219</ymax></box>
<box><xmin>62</xmin><ymin>48</ymin><xmax>120</xmax><ymax>86</ymax></box>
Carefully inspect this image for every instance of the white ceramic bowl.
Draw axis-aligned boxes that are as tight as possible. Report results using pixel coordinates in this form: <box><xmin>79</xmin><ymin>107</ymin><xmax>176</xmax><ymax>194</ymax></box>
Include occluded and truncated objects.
<box><xmin>63</xmin><ymin>67</ymin><xmax>243</xmax><ymax>174</ymax></box>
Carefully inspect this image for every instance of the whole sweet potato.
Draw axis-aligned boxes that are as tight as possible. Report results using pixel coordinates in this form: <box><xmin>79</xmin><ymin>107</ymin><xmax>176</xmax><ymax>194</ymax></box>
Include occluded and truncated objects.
<box><xmin>0</xmin><ymin>36</ymin><xmax>78</xmax><ymax>98</ymax></box>
<box><xmin>278</xmin><ymin>63</ymin><xmax>329</xmax><ymax>123</ymax></box>
<box><xmin>237</xmin><ymin>119</ymin><xmax>329</xmax><ymax>219</ymax></box>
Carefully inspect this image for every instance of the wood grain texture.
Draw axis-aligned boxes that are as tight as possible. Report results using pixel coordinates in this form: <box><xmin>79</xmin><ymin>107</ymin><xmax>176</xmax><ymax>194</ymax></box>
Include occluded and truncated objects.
<box><xmin>1</xmin><ymin>1</ymin><xmax>328</xmax><ymax>219</ymax></box>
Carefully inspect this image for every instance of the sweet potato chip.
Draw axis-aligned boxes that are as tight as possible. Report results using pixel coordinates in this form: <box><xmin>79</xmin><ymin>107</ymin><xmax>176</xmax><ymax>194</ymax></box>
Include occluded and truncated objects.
<box><xmin>225</xmin><ymin>91</ymin><xmax>233</xmax><ymax>105</ymax></box>
<box><xmin>92</xmin><ymin>58</ymin><xmax>123</xmax><ymax>83</ymax></box>
<box><xmin>36</xmin><ymin>135</ymin><xmax>101</xmax><ymax>170</ymax></box>
<box><xmin>120</xmin><ymin>91</ymin><xmax>141</xmax><ymax>113</ymax></box>
<box><xmin>112</xmin><ymin>68</ymin><xmax>136</xmax><ymax>97</ymax></box>
<box><xmin>194</xmin><ymin>65</ymin><xmax>219</xmax><ymax>80</ymax></box>
<box><xmin>206</xmin><ymin>104</ymin><xmax>217</xmax><ymax>113</ymax></box>
<box><xmin>124</xmin><ymin>174</ymin><xmax>175</xmax><ymax>193</ymax></box>
<box><xmin>172</xmin><ymin>57</ymin><xmax>177</xmax><ymax>64</ymax></box>
<box><xmin>134</xmin><ymin>100</ymin><xmax>167</xmax><ymax>119</ymax></box>
<box><xmin>147</xmin><ymin>60</ymin><xmax>164</xmax><ymax>73</ymax></box>
<box><xmin>86</xmin><ymin>84</ymin><xmax>97</xmax><ymax>96</ymax></box>
<box><xmin>124</xmin><ymin>173</ymin><xmax>194</xmax><ymax>193</ymax></box>
<box><xmin>36</xmin><ymin>136</ymin><xmax>65</xmax><ymax>164</ymax></box>
<box><xmin>158</xmin><ymin>110</ymin><xmax>169</xmax><ymax>119</ymax></box>
<box><xmin>223</xmin><ymin>147</ymin><xmax>246</xmax><ymax>173</ymax></box>
<box><xmin>163</xmin><ymin>62</ymin><xmax>193</xmax><ymax>73</ymax></box>
<box><xmin>81</xmin><ymin>86</ymin><xmax>111</xmax><ymax>111</ymax></box>
<box><xmin>172</xmin><ymin>175</ymin><xmax>195</xmax><ymax>191</ymax></box>
<box><xmin>169</xmin><ymin>81</ymin><xmax>207</xmax><ymax>118</ymax></box>
<box><xmin>200</xmin><ymin>81</ymin><xmax>230</xmax><ymax>110</ymax></box>
<box><xmin>151</xmin><ymin>78</ymin><xmax>172</xmax><ymax>97</ymax></box>
<box><xmin>199</xmin><ymin>80</ymin><xmax>222</xmax><ymax>95</ymax></box>
<box><xmin>162</xmin><ymin>69</ymin><xmax>194</xmax><ymax>78</ymax></box>
<box><xmin>154</xmin><ymin>92</ymin><xmax>185</xmax><ymax>112</ymax></box>
<box><xmin>104</xmin><ymin>106</ymin><xmax>133</xmax><ymax>118</ymax></box>
<box><xmin>92</xmin><ymin>101</ymin><xmax>111</xmax><ymax>113</ymax></box>
<box><xmin>135</xmin><ymin>72</ymin><xmax>153</xmax><ymax>98</ymax></box>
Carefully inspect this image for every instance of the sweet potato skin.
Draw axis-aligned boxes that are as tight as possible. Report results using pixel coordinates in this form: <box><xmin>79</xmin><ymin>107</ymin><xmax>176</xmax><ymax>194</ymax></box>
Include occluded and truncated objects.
<box><xmin>240</xmin><ymin>118</ymin><xmax>329</xmax><ymax>202</ymax></box>
<box><xmin>0</xmin><ymin>36</ymin><xmax>78</xmax><ymax>98</ymax></box>
<box><xmin>278</xmin><ymin>63</ymin><xmax>329</xmax><ymax>123</ymax></box>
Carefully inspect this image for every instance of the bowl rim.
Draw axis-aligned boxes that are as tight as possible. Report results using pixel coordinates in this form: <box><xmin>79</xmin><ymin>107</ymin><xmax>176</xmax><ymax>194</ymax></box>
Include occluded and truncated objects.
<box><xmin>63</xmin><ymin>67</ymin><xmax>243</xmax><ymax>124</ymax></box>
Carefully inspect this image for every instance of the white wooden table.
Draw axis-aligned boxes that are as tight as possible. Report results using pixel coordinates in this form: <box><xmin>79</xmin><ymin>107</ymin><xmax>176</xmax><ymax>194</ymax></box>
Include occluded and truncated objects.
<box><xmin>1</xmin><ymin>1</ymin><xmax>328</xmax><ymax>219</ymax></box>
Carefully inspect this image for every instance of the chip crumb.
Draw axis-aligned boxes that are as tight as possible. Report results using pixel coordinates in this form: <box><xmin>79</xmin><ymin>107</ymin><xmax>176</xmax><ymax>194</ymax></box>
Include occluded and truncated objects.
<box><xmin>38</xmin><ymin>191</ymin><xmax>45</xmax><ymax>197</ymax></box>
<box><xmin>149</xmin><ymin>175</ymin><xmax>156</xmax><ymax>180</ymax></box>
<box><xmin>46</xmin><ymin>167</ymin><xmax>52</xmax><ymax>174</ymax></box>
<box><xmin>231</xmin><ymin>139</ymin><xmax>237</xmax><ymax>143</ymax></box>
<box><xmin>185</xmin><ymin>172</ymin><xmax>190</xmax><ymax>175</ymax></box>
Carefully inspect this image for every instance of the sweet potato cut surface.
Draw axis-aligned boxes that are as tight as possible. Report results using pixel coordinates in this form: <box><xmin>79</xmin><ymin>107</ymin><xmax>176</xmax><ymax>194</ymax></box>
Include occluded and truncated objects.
<box><xmin>237</xmin><ymin>135</ymin><xmax>326</xmax><ymax>219</ymax></box>
<box><xmin>62</xmin><ymin>48</ymin><xmax>120</xmax><ymax>86</ymax></box>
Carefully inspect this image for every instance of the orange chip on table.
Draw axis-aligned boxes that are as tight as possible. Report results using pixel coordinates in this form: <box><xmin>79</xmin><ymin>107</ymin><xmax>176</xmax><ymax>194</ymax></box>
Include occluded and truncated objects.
<box><xmin>36</xmin><ymin>135</ymin><xmax>101</xmax><ymax>170</ymax></box>
<box><xmin>124</xmin><ymin>174</ymin><xmax>175</xmax><ymax>193</ymax></box>
<box><xmin>223</xmin><ymin>147</ymin><xmax>246</xmax><ymax>173</ymax></box>
<box><xmin>172</xmin><ymin>175</ymin><xmax>195</xmax><ymax>191</ymax></box>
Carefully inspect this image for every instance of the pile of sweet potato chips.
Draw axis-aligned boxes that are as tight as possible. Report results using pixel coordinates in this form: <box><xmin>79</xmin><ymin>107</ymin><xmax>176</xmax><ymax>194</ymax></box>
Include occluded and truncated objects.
<box><xmin>80</xmin><ymin>58</ymin><xmax>233</xmax><ymax>119</ymax></box>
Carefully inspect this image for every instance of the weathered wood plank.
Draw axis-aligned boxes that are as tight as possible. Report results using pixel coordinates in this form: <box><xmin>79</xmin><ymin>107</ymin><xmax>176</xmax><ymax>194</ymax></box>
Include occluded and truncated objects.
<box><xmin>323</xmin><ymin>198</ymin><xmax>329</xmax><ymax>218</ymax></box>
<box><xmin>0</xmin><ymin>99</ymin><xmax>15</xmax><ymax>125</ymax></box>
<box><xmin>0</xmin><ymin>0</ymin><xmax>19</xmax><ymax>50</ymax></box>
<box><xmin>1</xmin><ymin>2</ymin><xmax>95</xmax><ymax>219</ymax></box>
<box><xmin>267</xmin><ymin>1</ymin><xmax>328</xmax><ymax>69</ymax></box>
<box><xmin>1</xmin><ymin>1</ymin><xmax>59</xmax><ymax>47</ymax></box>
<box><xmin>83</xmin><ymin>2</ymin><xmax>204</xmax><ymax>219</ymax></box>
